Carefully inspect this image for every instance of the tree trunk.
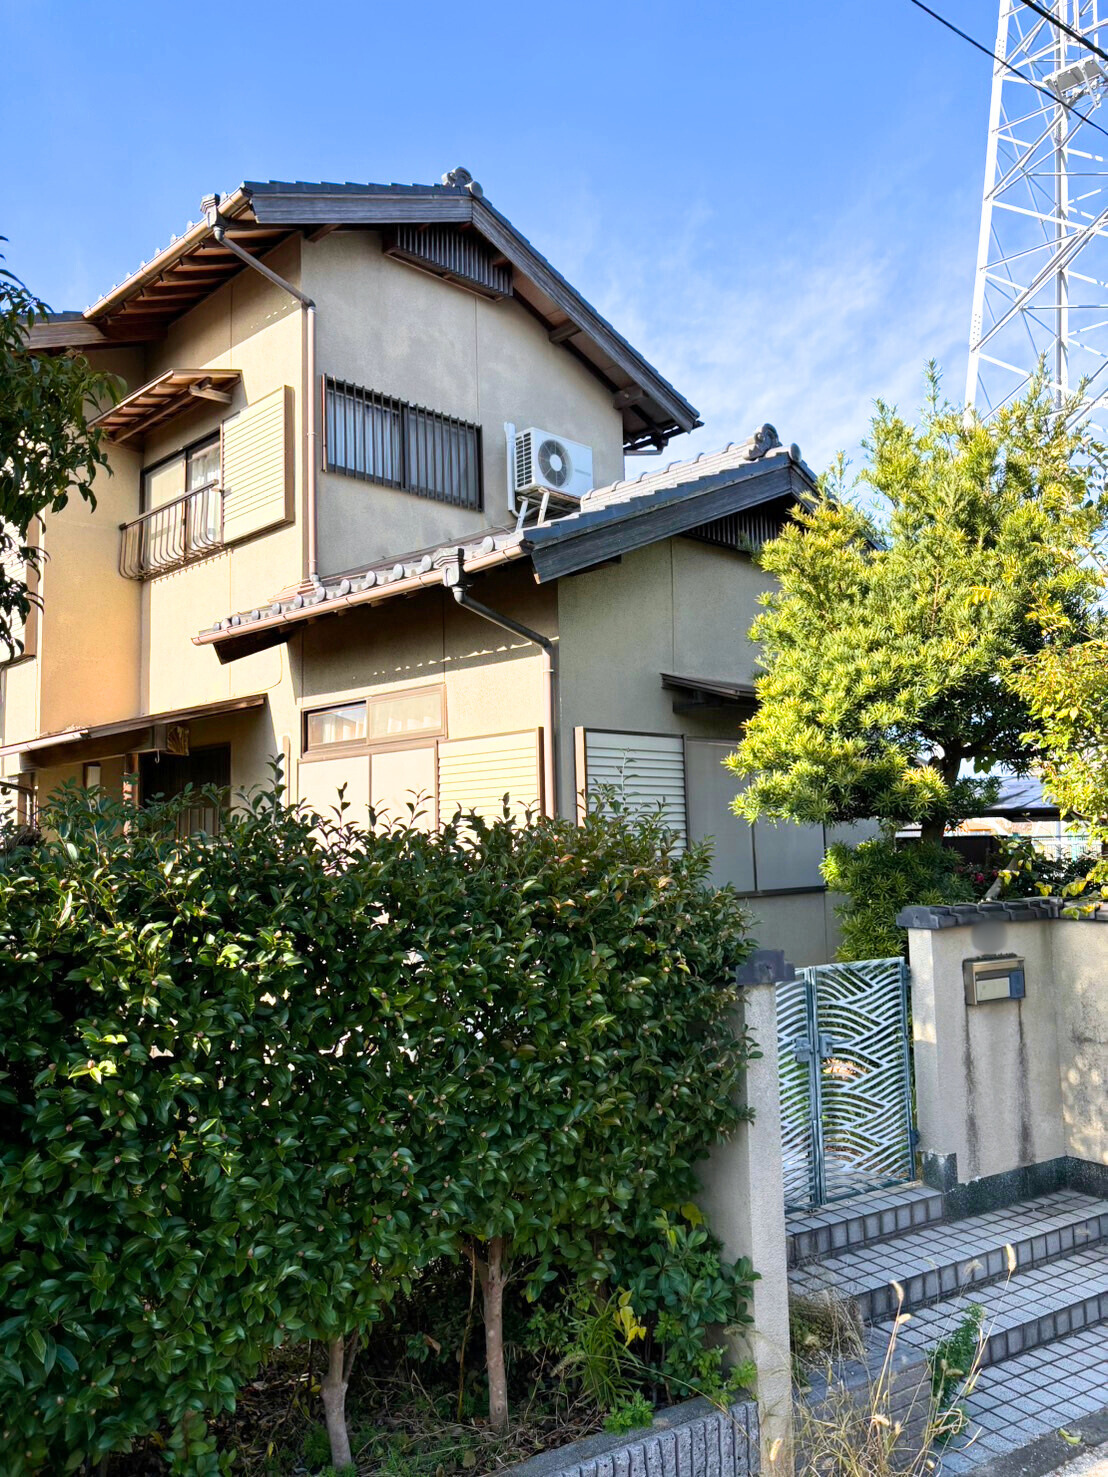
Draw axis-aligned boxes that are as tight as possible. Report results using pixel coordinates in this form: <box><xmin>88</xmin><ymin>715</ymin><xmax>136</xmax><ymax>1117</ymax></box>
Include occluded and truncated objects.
<box><xmin>479</xmin><ymin>1235</ymin><xmax>509</xmax><ymax>1430</ymax></box>
<box><xmin>919</xmin><ymin>819</ymin><xmax>946</xmax><ymax>848</ymax></box>
<box><xmin>321</xmin><ymin>1334</ymin><xmax>356</xmax><ymax>1469</ymax></box>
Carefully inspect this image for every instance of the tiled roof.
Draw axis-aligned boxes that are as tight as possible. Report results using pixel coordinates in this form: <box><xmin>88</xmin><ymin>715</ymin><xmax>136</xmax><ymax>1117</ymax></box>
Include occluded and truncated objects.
<box><xmin>196</xmin><ymin>427</ymin><xmax>807</xmax><ymax>653</ymax></box>
<box><xmin>580</xmin><ymin>425</ymin><xmax>791</xmax><ymax>510</ymax></box>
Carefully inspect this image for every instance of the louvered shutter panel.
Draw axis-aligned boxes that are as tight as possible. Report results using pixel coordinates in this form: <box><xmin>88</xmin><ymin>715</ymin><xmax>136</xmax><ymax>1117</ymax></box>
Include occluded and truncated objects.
<box><xmin>581</xmin><ymin>731</ymin><xmax>687</xmax><ymax>849</ymax></box>
<box><xmin>220</xmin><ymin>386</ymin><xmax>293</xmax><ymax>543</ymax></box>
<box><xmin>437</xmin><ymin>731</ymin><xmax>542</xmax><ymax>824</ymax></box>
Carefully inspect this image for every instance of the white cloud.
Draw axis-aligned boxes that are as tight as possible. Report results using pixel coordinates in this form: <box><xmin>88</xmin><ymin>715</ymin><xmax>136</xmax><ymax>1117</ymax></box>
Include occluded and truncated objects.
<box><xmin>545</xmin><ymin>186</ymin><xmax>979</xmax><ymax>478</ymax></box>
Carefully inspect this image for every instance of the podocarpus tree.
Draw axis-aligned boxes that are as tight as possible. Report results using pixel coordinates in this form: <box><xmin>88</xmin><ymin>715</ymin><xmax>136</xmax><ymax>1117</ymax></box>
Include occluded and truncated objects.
<box><xmin>0</xmin><ymin>248</ymin><xmax>117</xmax><ymax>655</ymax></box>
<box><xmin>728</xmin><ymin>371</ymin><xmax>1106</xmax><ymax>947</ymax></box>
<box><xmin>407</xmin><ymin>803</ymin><xmax>758</xmax><ymax>1430</ymax></box>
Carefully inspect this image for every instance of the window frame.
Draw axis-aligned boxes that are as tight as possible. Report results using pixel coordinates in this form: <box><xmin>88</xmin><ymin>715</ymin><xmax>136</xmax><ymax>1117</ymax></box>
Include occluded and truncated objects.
<box><xmin>141</xmin><ymin>431</ymin><xmax>221</xmax><ymax>514</ymax></box>
<box><xmin>322</xmin><ymin>377</ymin><xmax>483</xmax><ymax>512</ymax></box>
<box><xmin>301</xmin><ymin>685</ymin><xmax>448</xmax><ymax>761</ymax></box>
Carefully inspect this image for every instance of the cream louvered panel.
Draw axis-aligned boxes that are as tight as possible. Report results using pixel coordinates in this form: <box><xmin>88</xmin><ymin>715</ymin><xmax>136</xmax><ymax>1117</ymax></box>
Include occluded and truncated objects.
<box><xmin>220</xmin><ymin>385</ymin><xmax>293</xmax><ymax>543</ymax></box>
<box><xmin>437</xmin><ymin>731</ymin><xmax>542</xmax><ymax>824</ymax></box>
<box><xmin>582</xmin><ymin>731</ymin><xmax>686</xmax><ymax>849</ymax></box>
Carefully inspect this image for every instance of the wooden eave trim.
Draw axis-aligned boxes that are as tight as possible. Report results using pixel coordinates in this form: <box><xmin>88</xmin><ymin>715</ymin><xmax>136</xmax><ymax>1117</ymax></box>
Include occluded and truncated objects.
<box><xmin>91</xmin><ymin>368</ymin><xmax>242</xmax><ymax>442</ymax></box>
<box><xmin>26</xmin><ymin>319</ymin><xmax>110</xmax><ymax>350</ymax></box>
<box><xmin>84</xmin><ymin>187</ymin><xmax>253</xmax><ymax>322</ymax></box>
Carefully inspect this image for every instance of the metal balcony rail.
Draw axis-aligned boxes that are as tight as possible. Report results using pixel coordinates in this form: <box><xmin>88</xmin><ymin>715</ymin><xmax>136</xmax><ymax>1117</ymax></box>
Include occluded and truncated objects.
<box><xmin>119</xmin><ymin>483</ymin><xmax>224</xmax><ymax>579</ymax></box>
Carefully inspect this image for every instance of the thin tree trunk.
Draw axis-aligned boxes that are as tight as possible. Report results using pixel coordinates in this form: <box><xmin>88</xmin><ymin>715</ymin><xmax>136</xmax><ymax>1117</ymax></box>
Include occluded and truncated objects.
<box><xmin>478</xmin><ymin>1235</ymin><xmax>509</xmax><ymax>1430</ymax></box>
<box><xmin>321</xmin><ymin>1333</ymin><xmax>358</xmax><ymax>1469</ymax></box>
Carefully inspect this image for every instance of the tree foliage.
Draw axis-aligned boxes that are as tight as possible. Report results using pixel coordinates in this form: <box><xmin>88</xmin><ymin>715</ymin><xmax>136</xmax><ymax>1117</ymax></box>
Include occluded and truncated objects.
<box><xmin>728</xmin><ymin>370</ymin><xmax>1106</xmax><ymax>847</ymax></box>
<box><xmin>0</xmin><ymin>246</ymin><xmax>117</xmax><ymax>656</ymax></box>
<box><xmin>0</xmin><ymin>778</ymin><xmax>757</xmax><ymax>1472</ymax></box>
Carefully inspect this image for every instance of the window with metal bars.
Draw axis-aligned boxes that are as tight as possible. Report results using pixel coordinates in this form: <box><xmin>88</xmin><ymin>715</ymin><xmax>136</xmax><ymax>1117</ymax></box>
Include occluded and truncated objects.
<box><xmin>323</xmin><ymin>377</ymin><xmax>482</xmax><ymax>510</ymax></box>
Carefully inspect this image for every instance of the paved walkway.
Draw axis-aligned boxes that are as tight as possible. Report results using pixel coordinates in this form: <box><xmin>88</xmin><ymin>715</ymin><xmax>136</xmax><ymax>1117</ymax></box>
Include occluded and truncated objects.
<box><xmin>939</xmin><ymin>1325</ymin><xmax>1107</xmax><ymax>1474</ymax></box>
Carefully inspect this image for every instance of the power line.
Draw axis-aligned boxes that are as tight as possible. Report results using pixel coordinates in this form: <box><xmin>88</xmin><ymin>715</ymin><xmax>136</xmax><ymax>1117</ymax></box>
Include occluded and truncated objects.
<box><xmin>1018</xmin><ymin>0</ymin><xmax>1108</xmax><ymax>70</ymax></box>
<box><xmin>907</xmin><ymin>0</ymin><xmax>1108</xmax><ymax>148</ymax></box>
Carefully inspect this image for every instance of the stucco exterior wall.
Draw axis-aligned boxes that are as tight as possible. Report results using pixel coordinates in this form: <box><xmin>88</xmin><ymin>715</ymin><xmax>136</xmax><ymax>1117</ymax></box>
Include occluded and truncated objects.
<box><xmin>139</xmin><ymin>237</ymin><xmax>307</xmax><ymax>713</ymax></box>
<box><xmin>31</xmin><ymin>349</ymin><xmax>145</xmax><ymax>738</ymax></box>
<box><xmin>556</xmin><ymin>537</ymin><xmax>840</xmax><ymax>963</ymax></box>
<box><xmin>290</xmin><ymin>566</ymin><xmax>552</xmax><ymax>818</ymax></box>
<box><xmin>907</xmin><ymin>913</ymin><xmax>1107</xmax><ymax>1185</ymax></box>
<box><xmin>1047</xmin><ymin>921</ymin><xmax>1108</xmax><ymax>1166</ymax></box>
<box><xmin>304</xmin><ymin>231</ymin><xmax>626</xmax><ymax>577</ymax></box>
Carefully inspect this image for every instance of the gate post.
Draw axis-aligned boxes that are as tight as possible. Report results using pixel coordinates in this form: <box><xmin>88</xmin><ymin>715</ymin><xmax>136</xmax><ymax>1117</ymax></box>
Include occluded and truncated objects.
<box><xmin>698</xmin><ymin>972</ymin><xmax>794</xmax><ymax>1475</ymax></box>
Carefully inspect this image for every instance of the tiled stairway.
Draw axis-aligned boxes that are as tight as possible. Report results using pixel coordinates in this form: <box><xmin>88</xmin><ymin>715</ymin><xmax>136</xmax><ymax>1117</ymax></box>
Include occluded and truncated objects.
<box><xmin>787</xmin><ymin>1182</ymin><xmax>1108</xmax><ymax>1469</ymax></box>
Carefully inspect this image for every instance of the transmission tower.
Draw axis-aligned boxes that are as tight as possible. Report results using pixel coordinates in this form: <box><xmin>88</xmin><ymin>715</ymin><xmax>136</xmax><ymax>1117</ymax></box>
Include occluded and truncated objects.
<box><xmin>967</xmin><ymin>2</ymin><xmax>1108</xmax><ymax>426</ymax></box>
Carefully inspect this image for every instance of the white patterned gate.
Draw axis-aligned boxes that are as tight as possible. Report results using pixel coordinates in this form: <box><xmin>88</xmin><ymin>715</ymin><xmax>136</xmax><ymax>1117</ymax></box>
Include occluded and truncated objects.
<box><xmin>777</xmin><ymin>959</ymin><xmax>915</xmax><ymax>1211</ymax></box>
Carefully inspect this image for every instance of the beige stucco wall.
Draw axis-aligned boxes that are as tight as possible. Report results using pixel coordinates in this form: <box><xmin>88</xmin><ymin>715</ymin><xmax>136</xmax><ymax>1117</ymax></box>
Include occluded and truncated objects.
<box><xmin>139</xmin><ymin>237</ymin><xmax>307</xmax><ymax>714</ymax></box>
<box><xmin>1046</xmin><ymin>921</ymin><xmax>1108</xmax><ymax>1165</ymax></box>
<box><xmin>28</xmin><ymin>349</ymin><xmax>145</xmax><ymax>738</ymax></box>
<box><xmin>289</xmin><ymin>565</ymin><xmax>552</xmax><ymax>820</ymax></box>
<box><xmin>305</xmin><ymin>231</ymin><xmax>626</xmax><ymax>577</ymax></box>
<box><xmin>908</xmin><ymin>917</ymin><xmax>1107</xmax><ymax>1184</ymax></box>
<box><xmin>556</xmin><ymin>536</ymin><xmax>840</xmax><ymax>963</ymax></box>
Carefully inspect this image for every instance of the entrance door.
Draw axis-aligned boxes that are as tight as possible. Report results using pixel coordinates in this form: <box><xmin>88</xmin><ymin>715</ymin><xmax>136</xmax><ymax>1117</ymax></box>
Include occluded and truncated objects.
<box><xmin>139</xmin><ymin>744</ymin><xmax>231</xmax><ymax>835</ymax></box>
<box><xmin>777</xmin><ymin>958</ymin><xmax>915</xmax><ymax>1211</ymax></box>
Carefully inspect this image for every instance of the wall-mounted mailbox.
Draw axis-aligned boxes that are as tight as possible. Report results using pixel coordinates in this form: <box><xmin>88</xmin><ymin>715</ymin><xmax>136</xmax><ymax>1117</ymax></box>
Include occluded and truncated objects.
<box><xmin>963</xmin><ymin>954</ymin><xmax>1026</xmax><ymax>1005</ymax></box>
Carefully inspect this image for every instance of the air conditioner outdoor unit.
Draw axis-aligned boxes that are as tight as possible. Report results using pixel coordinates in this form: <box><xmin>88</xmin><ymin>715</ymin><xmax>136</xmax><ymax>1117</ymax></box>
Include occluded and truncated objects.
<box><xmin>513</xmin><ymin>427</ymin><xmax>593</xmax><ymax>506</ymax></box>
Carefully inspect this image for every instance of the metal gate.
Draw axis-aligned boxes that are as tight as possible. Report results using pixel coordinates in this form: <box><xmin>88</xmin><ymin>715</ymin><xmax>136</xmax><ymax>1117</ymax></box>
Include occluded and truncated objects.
<box><xmin>777</xmin><ymin>958</ymin><xmax>915</xmax><ymax>1211</ymax></box>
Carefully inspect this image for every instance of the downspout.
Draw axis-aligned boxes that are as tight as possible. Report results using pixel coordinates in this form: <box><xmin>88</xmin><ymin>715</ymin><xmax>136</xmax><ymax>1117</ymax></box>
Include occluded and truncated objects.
<box><xmin>207</xmin><ymin>205</ymin><xmax>319</xmax><ymax>584</ymax></box>
<box><xmin>449</xmin><ymin>550</ymin><xmax>558</xmax><ymax>818</ymax></box>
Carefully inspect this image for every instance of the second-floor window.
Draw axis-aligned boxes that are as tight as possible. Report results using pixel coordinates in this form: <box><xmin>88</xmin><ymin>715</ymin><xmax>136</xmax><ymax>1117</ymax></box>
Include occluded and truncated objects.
<box><xmin>323</xmin><ymin>377</ymin><xmax>482</xmax><ymax>511</ymax></box>
<box><xmin>142</xmin><ymin>434</ymin><xmax>220</xmax><ymax>512</ymax></box>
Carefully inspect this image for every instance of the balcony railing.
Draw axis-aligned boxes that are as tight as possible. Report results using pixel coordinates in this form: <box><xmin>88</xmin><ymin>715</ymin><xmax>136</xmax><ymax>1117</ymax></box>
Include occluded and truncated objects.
<box><xmin>119</xmin><ymin>484</ymin><xmax>224</xmax><ymax>580</ymax></box>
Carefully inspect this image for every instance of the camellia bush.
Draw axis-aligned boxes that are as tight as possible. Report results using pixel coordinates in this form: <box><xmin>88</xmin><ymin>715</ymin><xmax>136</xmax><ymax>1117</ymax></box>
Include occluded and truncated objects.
<box><xmin>0</xmin><ymin>778</ymin><xmax>758</xmax><ymax>1472</ymax></box>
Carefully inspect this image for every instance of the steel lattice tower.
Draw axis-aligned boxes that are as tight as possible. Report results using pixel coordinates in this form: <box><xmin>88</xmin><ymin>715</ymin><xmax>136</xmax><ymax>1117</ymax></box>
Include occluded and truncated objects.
<box><xmin>967</xmin><ymin>2</ymin><xmax>1108</xmax><ymax>424</ymax></box>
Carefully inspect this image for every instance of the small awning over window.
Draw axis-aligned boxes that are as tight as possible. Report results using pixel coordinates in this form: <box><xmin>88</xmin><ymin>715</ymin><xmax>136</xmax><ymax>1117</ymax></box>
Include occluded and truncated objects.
<box><xmin>91</xmin><ymin>369</ymin><xmax>242</xmax><ymax>446</ymax></box>
<box><xmin>660</xmin><ymin>672</ymin><xmax>758</xmax><ymax>715</ymax></box>
<box><xmin>0</xmin><ymin>693</ymin><xmax>266</xmax><ymax>764</ymax></box>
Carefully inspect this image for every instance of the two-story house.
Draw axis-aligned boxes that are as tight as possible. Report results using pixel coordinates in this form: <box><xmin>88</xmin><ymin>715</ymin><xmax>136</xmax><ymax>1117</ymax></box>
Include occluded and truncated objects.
<box><xmin>4</xmin><ymin>170</ymin><xmax>852</xmax><ymax>963</ymax></box>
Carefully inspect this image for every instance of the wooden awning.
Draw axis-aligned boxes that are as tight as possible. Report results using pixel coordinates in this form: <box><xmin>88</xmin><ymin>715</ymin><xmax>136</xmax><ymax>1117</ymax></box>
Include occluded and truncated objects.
<box><xmin>0</xmin><ymin>693</ymin><xmax>267</xmax><ymax>765</ymax></box>
<box><xmin>91</xmin><ymin>368</ymin><xmax>242</xmax><ymax>445</ymax></box>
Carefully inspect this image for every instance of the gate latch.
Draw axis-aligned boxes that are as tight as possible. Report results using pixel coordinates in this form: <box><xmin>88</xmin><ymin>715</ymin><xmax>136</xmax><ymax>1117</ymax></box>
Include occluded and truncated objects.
<box><xmin>793</xmin><ymin>1033</ymin><xmax>841</xmax><ymax>1064</ymax></box>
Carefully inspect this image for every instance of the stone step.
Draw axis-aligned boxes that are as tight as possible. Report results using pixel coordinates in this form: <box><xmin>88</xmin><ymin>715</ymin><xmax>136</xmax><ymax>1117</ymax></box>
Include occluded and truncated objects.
<box><xmin>789</xmin><ymin>1189</ymin><xmax>1108</xmax><ymax>1323</ymax></box>
<box><xmin>786</xmin><ymin>1182</ymin><xmax>944</xmax><ymax>1266</ymax></box>
<box><xmin>873</xmin><ymin>1243</ymin><xmax>1108</xmax><ymax>1370</ymax></box>
<box><xmin>936</xmin><ymin>1324</ymin><xmax>1108</xmax><ymax>1474</ymax></box>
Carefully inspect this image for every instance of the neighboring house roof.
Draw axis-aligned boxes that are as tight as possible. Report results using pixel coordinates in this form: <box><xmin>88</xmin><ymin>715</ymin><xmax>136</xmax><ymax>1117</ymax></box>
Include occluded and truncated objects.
<box><xmin>195</xmin><ymin>428</ymin><xmax>816</xmax><ymax>663</ymax></box>
<box><xmin>29</xmin><ymin>173</ymin><xmax>700</xmax><ymax>451</ymax></box>
<box><xmin>979</xmin><ymin>777</ymin><xmax>1060</xmax><ymax>820</ymax></box>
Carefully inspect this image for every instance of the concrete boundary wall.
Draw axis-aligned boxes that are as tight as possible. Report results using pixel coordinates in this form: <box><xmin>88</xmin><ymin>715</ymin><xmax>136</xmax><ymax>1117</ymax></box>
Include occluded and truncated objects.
<box><xmin>898</xmin><ymin>901</ymin><xmax>1108</xmax><ymax>1198</ymax></box>
<box><xmin>698</xmin><ymin>980</ymin><xmax>793</xmax><ymax>1474</ymax></box>
<box><xmin>506</xmin><ymin>1397</ymin><xmax>759</xmax><ymax>1477</ymax></box>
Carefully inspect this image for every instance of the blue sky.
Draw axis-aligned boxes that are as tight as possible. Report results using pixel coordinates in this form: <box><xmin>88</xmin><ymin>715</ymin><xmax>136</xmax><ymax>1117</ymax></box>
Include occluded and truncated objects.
<box><xmin>0</xmin><ymin>0</ymin><xmax>1001</xmax><ymax>474</ymax></box>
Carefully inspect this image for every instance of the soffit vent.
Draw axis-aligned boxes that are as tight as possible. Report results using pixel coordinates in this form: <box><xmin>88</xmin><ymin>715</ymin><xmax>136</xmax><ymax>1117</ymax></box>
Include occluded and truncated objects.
<box><xmin>386</xmin><ymin>224</ymin><xmax>513</xmax><ymax>299</ymax></box>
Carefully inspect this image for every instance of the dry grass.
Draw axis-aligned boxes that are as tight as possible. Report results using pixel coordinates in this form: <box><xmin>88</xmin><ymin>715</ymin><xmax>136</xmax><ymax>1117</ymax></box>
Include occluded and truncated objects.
<box><xmin>795</xmin><ymin>1291</ymin><xmax>986</xmax><ymax>1477</ymax></box>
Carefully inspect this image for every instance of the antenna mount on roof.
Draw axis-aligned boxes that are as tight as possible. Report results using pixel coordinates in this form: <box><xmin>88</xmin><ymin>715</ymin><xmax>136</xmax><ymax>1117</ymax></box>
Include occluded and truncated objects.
<box><xmin>441</xmin><ymin>167</ymin><xmax>483</xmax><ymax>198</ymax></box>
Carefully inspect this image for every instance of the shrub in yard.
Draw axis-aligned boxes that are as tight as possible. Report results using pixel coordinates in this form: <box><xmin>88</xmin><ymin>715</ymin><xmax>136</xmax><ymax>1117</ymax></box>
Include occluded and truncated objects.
<box><xmin>0</xmin><ymin>780</ymin><xmax>439</xmax><ymax>1474</ymax></box>
<box><xmin>405</xmin><ymin>804</ymin><xmax>758</xmax><ymax>1430</ymax></box>
<box><xmin>0</xmin><ymin>781</ymin><xmax>758</xmax><ymax>1468</ymax></box>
